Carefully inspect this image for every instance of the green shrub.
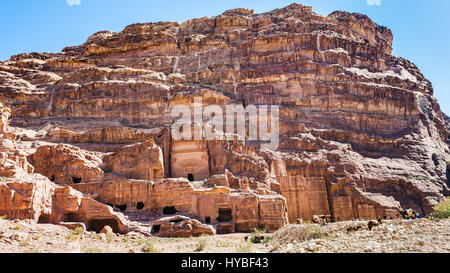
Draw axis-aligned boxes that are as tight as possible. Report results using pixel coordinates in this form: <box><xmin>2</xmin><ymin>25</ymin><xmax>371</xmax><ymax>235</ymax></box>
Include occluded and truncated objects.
<box><xmin>306</xmin><ymin>224</ymin><xmax>326</xmax><ymax>239</ymax></box>
<box><xmin>73</xmin><ymin>227</ymin><xmax>84</xmax><ymax>235</ymax></box>
<box><xmin>430</xmin><ymin>197</ymin><xmax>450</xmax><ymax>219</ymax></box>
<box><xmin>249</xmin><ymin>228</ymin><xmax>266</xmax><ymax>244</ymax></box>
<box><xmin>66</xmin><ymin>233</ymin><xmax>79</xmax><ymax>241</ymax></box>
<box><xmin>0</xmin><ymin>177</ymin><xmax>7</xmax><ymax>183</ymax></box>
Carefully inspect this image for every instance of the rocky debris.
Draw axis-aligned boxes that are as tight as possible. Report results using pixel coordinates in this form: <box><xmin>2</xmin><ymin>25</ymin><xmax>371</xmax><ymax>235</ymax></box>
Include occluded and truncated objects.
<box><xmin>151</xmin><ymin>215</ymin><xmax>215</xmax><ymax>238</ymax></box>
<box><xmin>271</xmin><ymin>219</ymin><xmax>450</xmax><ymax>253</ymax></box>
<box><xmin>100</xmin><ymin>225</ymin><xmax>114</xmax><ymax>235</ymax></box>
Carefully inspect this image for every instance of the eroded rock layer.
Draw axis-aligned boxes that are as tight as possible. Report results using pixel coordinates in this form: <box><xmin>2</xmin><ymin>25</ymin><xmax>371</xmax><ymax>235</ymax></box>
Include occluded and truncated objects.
<box><xmin>0</xmin><ymin>4</ymin><xmax>449</xmax><ymax>232</ymax></box>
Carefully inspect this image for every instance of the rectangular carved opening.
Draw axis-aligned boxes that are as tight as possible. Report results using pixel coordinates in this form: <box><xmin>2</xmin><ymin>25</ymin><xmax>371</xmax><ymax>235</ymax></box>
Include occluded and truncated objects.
<box><xmin>217</xmin><ymin>208</ymin><xmax>232</xmax><ymax>222</ymax></box>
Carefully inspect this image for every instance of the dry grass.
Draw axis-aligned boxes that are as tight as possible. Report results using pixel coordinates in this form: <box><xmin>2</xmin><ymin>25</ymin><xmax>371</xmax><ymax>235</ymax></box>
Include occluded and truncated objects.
<box><xmin>431</xmin><ymin>197</ymin><xmax>450</xmax><ymax>219</ymax></box>
<box><xmin>236</xmin><ymin>241</ymin><xmax>253</xmax><ymax>253</ymax></box>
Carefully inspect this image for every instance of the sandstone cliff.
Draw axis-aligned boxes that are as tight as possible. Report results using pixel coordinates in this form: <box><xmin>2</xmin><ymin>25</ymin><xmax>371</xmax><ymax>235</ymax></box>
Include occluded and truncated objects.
<box><xmin>0</xmin><ymin>4</ymin><xmax>448</xmax><ymax>233</ymax></box>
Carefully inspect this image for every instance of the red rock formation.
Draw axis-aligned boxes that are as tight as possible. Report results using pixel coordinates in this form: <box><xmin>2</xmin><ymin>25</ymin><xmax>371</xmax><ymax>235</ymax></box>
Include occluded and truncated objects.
<box><xmin>0</xmin><ymin>3</ymin><xmax>449</xmax><ymax>232</ymax></box>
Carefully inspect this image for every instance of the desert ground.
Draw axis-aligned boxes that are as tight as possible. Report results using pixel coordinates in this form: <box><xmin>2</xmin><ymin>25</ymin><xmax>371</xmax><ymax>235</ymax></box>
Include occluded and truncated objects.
<box><xmin>0</xmin><ymin>216</ymin><xmax>448</xmax><ymax>253</ymax></box>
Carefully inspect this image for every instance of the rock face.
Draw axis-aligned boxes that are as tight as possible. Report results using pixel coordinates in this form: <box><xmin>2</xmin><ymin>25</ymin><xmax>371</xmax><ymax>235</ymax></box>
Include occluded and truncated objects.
<box><xmin>0</xmin><ymin>3</ymin><xmax>449</xmax><ymax>233</ymax></box>
<box><xmin>0</xmin><ymin>101</ymin><xmax>144</xmax><ymax>234</ymax></box>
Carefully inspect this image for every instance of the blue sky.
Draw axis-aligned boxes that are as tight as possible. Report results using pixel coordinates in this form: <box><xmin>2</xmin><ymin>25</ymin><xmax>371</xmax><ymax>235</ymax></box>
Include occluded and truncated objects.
<box><xmin>1</xmin><ymin>0</ymin><xmax>449</xmax><ymax>114</ymax></box>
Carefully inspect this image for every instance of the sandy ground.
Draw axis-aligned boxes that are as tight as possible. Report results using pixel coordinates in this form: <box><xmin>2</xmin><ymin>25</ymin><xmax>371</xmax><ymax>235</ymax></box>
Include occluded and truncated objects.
<box><xmin>0</xmin><ymin>218</ymin><xmax>269</xmax><ymax>253</ymax></box>
<box><xmin>1</xmin><ymin>217</ymin><xmax>448</xmax><ymax>253</ymax></box>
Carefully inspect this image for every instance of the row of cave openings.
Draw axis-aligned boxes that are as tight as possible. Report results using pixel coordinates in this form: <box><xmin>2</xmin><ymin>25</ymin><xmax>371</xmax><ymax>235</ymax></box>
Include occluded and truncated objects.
<box><xmin>38</xmin><ymin>212</ymin><xmax>120</xmax><ymax>234</ymax></box>
<box><xmin>49</xmin><ymin>175</ymin><xmax>83</xmax><ymax>184</ymax></box>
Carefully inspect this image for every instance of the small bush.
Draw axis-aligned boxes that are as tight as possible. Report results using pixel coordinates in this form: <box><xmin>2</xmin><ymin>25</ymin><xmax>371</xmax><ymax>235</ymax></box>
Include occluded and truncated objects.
<box><xmin>66</xmin><ymin>233</ymin><xmax>79</xmax><ymax>241</ymax></box>
<box><xmin>195</xmin><ymin>237</ymin><xmax>208</xmax><ymax>252</ymax></box>
<box><xmin>20</xmin><ymin>236</ymin><xmax>31</xmax><ymax>247</ymax></box>
<box><xmin>409</xmin><ymin>176</ymin><xmax>423</xmax><ymax>181</ymax></box>
<box><xmin>141</xmin><ymin>240</ymin><xmax>159</xmax><ymax>253</ymax></box>
<box><xmin>236</xmin><ymin>241</ymin><xmax>253</xmax><ymax>253</ymax></box>
<box><xmin>216</xmin><ymin>241</ymin><xmax>231</xmax><ymax>248</ymax></box>
<box><xmin>0</xmin><ymin>177</ymin><xmax>7</xmax><ymax>183</ymax></box>
<box><xmin>73</xmin><ymin>227</ymin><xmax>84</xmax><ymax>235</ymax></box>
<box><xmin>83</xmin><ymin>247</ymin><xmax>103</xmax><ymax>253</ymax></box>
<box><xmin>249</xmin><ymin>228</ymin><xmax>266</xmax><ymax>244</ymax></box>
<box><xmin>430</xmin><ymin>197</ymin><xmax>450</xmax><ymax>219</ymax></box>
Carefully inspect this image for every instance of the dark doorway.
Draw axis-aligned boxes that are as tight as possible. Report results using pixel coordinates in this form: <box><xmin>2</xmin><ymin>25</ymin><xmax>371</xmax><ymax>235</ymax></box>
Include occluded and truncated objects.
<box><xmin>188</xmin><ymin>173</ymin><xmax>194</xmax><ymax>182</ymax></box>
<box><xmin>136</xmin><ymin>202</ymin><xmax>145</xmax><ymax>210</ymax></box>
<box><xmin>151</xmin><ymin>224</ymin><xmax>161</xmax><ymax>234</ymax></box>
<box><xmin>217</xmin><ymin>208</ymin><xmax>232</xmax><ymax>222</ymax></box>
<box><xmin>205</xmin><ymin>216</ymin><xmax>211</xmax><ymax>224</ymax></box>
<box><xmin>50</xmin><ymin>175</ymin><xmax>55</xmax><ymax>182</ymax></box>
<box><xmin>38</xmin><ymin>214</ymin><xmax>51</xmax><ymax>224</ymax></box>
<box><xmin>72</xmin><ymin>177</ymin><xmax>82</xmax><ymax>184</ymax></box>
<box><xmin>88</xmin><ymin>218</ymin><xmax>119</xmax><ymax>233</ymax></box>
<box><xmin>63</xmin><ymin>213</ymin><xmax>79</xmax><ymax>222</ymax></box>
<box><xmin>116</xmin><ymin>204</ymin><xmax>127</xmax><ymax>212</ymax></box>
<box><xmin>163</xmin><ymin>206</ymin><xmax>177</xmax><ymax>215</ymax></box>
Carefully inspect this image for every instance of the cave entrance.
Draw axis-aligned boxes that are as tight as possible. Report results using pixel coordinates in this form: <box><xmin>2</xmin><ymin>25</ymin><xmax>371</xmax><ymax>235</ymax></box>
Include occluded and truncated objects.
<box><xmin>136</xmin><ymin>202</ymin><xmax>145</xmax><ymax>210</ymax></box>
<box><xmin>217</xmin><ymin>208</ymin><xmax>232</xmax><ymax>222</ymax></box>
<box><xmin>205</xmin><ymin>216</ymin><xmax>211</xmax><ymax>224</ymax></box>
<box><xmin>38</xmin><ymin>214</ymin><xmax>51</xmax><ymax>224</ymax></box>
<box><xmin>116</xmin><ymin>204</ymin><xmax>127</xmax><ymax>212</ymax></box>
<box><xmin>151</xmin><ymin>224</ymin><xmax>161</xmax><ymax>234</ymax></box>
<box><xmin>50</xmin><ymin>175</ymin><xmax>55</xmax><ymax>182</ymax></box>
<box><xmin>72</xmin><ymin>177</ymin><xmax>82</xmax><ymax>184</ymax></box>
<box><xmin>63</xmin><ymin>213</ymin><xmax>80</xmax><ymax>222</ymax></box>
<box><xmin>188</xmin><ymin>173</ymin><xmax>194</xmax><ymax>182</ymax></box>
<box><xmin>163</xmin><ymin>206</ymin><xmax>177</xmax><ymax>215</ymax></box>
<box><xmin>88</xmin><ymin>218</ymin><xmax>119</xmax><ymax>233</ymax></box>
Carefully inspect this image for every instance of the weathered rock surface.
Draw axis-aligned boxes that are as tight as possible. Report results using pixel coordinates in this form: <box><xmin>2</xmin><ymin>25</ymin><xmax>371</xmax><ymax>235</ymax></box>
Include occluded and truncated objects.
<box><xmin>151</xmin><ymin>215</ymin><xmax>214</xmax><ymax>238</ymax></box>
<box><xmin>0</xmin><ymin>102</ymin><xmax>146</xmax><ymax>234</ymax></box>
<box><xmin>0</xmin><ymin>3</ymin><xmax>449</xmax><ymax>234</ymax></box>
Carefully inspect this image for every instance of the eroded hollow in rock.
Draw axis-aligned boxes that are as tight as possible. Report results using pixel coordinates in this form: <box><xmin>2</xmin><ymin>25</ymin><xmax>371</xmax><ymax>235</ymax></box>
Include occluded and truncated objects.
<box><xmin>136</xmin><ymin>202</ymin><xmax>145</xmax><ymax>210</ymax></box>
<box><xmin>217</xmin><ymin>208</ymin><xmax>232</xmax><ymax>222</ymax></box>
<box><xmin>163</xmin><ymin>206</ymin><xmax>177</xmax><ymax>215</ymax></box>
<box><xmin>205</xmin><ymin>216</ymin><xmax>211</xmax><ymax>224</ymax></box>
<box><xmin>38</xmin><ymin>214</ymin><xmax>51</xmax><ymax>224</ymax></box>
<box><xmin>50</xmin><ymin>175</ymin><xmax>55</xmax><ymax>182</ymax></box>
<box><xmin>188</xmin><ymin>173</ymin><xmax>194</xmax><ymax>182</ymax></box>
<box><xmin>151</xmin><ymin>224</ymin><xmax>161</xmax><ymax>234</ymax></box>
<box><xmin>88</xmin><ymin>218</ymin><xmax>119</xmax><ymax>233</ymax></box>
<box><xmin>116</xmin><ymin>204</ymin><xmax>127</xmax><ymax>212</ymax></box>
<box><xmin>72</xmin><ymin>177</ymin><xmax>82</xmax><ymax>184</ymax></box>
<box><xmin>63</xmin><ymin>213</ymin><xmax>80</xmax><ymax>222</ymax></box>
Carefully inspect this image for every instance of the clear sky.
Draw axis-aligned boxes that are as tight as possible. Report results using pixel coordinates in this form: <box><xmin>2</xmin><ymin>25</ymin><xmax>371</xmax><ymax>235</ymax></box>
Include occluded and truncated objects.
<box><xmin>1</xmin><ymin>0</ymin><xmax>449</xmax><ymax>114</ymax></box>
